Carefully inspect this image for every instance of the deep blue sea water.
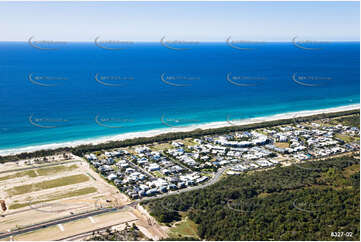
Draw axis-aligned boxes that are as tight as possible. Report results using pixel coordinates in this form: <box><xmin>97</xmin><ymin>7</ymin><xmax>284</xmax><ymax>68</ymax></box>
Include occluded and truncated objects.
<box><xmin>0</xmin><ymin>42</ymin><xmax>359</xmax><ymax>152</ymax></box>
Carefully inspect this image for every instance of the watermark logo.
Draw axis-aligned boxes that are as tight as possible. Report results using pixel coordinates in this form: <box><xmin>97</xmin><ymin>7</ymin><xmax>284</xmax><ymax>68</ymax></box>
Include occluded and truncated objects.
<box><xmin>226</xmin><ymin>113</ymin><xmax>240</xmax><ymax>126</ymax></box>
<box><xmin>226</xmin><ymin>73</ymin><xmax>265</xmax><ymax>87</ymax></box>
<box><xmin>226</xmin><ymin>36</ymin><xmax>265</xmax><ymax>50</ymax></box>
<box><xmin>290</xmin><ymin>113</ymin><xmax>356</xmax><ymax>171</ymax></box>
<box><xmin>28</xmin><ymin>198</ymin><xmax>102</xmax><ymax>213</ymax></box>
<box><xmin>94</xmin><ymin>36</ymin><xmax>134</xmax><ymax>50</ymax></box>
<box><xmin>28</xmin><ymin>73</ymin><xmax>68</xmax><ymax>87</ymax></box>
<box><xmin>160</xmin><ymin>73</ymin><xmax>200</xmax><ymax>87</ymax></box>
<box><xmin>292</xmin><ymin>36</ymin><xmax>330</xmax><ymax>50</ymax></box>
<box><xmin>291</xmin><ymin>113</ymin><xmax>305</xmax><ymax>127</ymax></box>
<box><xmin>95</xmin><ymin>114</ymin><xmax>134</xmax><ymax>129</ymax></box>
<box><xmin>94</xmin><ymin>73</ymin><xmax>133</xmax><ymax>87</ymax></box>
<box><xmin>292</xmin><ymin>198</ymin><xmax>320</xmax><ymax>213</ymax></box>
<box><xmin>293</xmin><ymin>162</ymin><xmax>321</xmax><ymax>172</ymax></box>
<box><xmin>0</xmin><ymin>127</ymin><xmax>9</xmax><ymax>133</ymax></box>
<box><xmin>292</xmin><ymin>112</ymin><xmax>328</xmax><ymax>126</ymax></box>
<box><xmin>159</xmin><ymin>195</ymin><xmax>183</xmax><ymax>213</ymax></box>
<box><xmin>226</xmin><ymin>113</ymin><xmax>266</xmax><ymax>126</ymax></box>
<box><xmin>161</xmin><ymin>113</ymin><xmax>200</xmax><ymax>128</ymax></box>
<box><xmin>226</xmin><ymin>199</ymin><xmax>259</xmax><ymax>213</ymax></box>
<box><xmin>27</xmin><ymin>197</ymin><xmax>122</xmax><ymax>213</ymax></box>
<box><xmin>160</xmin><ymin>36</ymin><xmax>199</xmax><ymax>50</ymax></box>
<box><xmin>28</xmin><ymin>36</ymin><xmax>67</xmax><ymax>50</ymax></box>
<box><xmin>290</xmin><ymin>113</ymin><xmax>320</xmax><ymax>172</ymax></box>
<box><xmin>28</xmin><ymin>114</ymin><xmax>68</xmax><ymax>129</ymax></box>
<box><xmin>293</xmin><ymin>155</ymin><xmax>356</xmax><ymax>172</ymax></box>
<box><xmin>292</xmin><ymin>73</ymin><xmax>331</xmax><ymax>87</ymax></box>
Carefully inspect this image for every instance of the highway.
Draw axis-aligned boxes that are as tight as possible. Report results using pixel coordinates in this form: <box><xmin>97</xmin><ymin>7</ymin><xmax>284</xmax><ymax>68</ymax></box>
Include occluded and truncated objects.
<box><xmin>0</xmin><ymin>207</ymin><xmax>119</xmax><ymax>239</ymax></box>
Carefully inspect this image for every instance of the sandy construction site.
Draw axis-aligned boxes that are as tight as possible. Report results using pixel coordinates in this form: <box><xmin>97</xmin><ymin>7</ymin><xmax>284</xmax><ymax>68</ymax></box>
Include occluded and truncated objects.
<box><xmin>0</xmin><ymin>157</ymin><xmax>168</xmax><ymax>241</ymax></box>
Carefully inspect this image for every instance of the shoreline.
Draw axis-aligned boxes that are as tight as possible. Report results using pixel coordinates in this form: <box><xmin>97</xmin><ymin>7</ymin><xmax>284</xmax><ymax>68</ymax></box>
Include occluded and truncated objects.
<box><xmin>0</xmin><ymin>104</ymin><xmax>359</xmax><ymax>156</ymax></box>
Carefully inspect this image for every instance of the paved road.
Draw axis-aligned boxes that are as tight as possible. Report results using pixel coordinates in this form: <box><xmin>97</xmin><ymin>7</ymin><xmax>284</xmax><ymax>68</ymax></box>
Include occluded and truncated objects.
<box><xmin>138</xmin><ymin>165</ymin><xmax>231</xmax><ymax>202</ymax></box>
<box><xmin>0</xmin><ymin>207</ymin><xmax>119</xmax><ymax>239</ymax></box>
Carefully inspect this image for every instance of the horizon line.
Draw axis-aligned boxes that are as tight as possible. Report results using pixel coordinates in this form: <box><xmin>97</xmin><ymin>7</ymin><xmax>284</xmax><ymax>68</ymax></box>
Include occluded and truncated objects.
<box><xmin>0</xmin><ymin>40</ymin><xmax>360</xmax><ymax>43</ymax></box>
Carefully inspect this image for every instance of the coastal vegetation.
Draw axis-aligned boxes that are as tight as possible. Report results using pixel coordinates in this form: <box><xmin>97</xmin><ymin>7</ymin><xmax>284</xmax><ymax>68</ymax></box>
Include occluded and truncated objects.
<box><xmin>0</xmin><ymin>110</ymin><xmax>359</xmax><ymax>164</ymax></box>
<box><xmin>142</xmin><ymin>155</ymin><xmax>360</xmax><ymax>240</ymax></box>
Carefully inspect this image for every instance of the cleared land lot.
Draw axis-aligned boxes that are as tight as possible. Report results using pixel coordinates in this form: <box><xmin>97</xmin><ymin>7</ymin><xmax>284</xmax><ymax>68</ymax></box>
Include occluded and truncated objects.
<box><xmin>0</xmin><ymin>159</ymin><xmax>129</xmax><ymax>234</ymax></box>
<box><xmin>0</xmin><ymin>158</ymin><xmax>167</xmax><ymax>241</ymax></box>
<box><xmin>6</xmin><ymin>174</ymin><xmax>89</xmax><ymax>196</ymax></box>
<box><xmin>6</xmin><ymin>206</ymin><xmax>168</xmax><ymax>241</ymax></box>
<box><xmin>8</xmin><ymin>209</ymin><xmax>138</xmax><ymax>241</ymax></box>
<box><xmin>0</xmin><ymin>164</ymin><xmax>78</xmax><ymax>182</ymax></box>
<box><xmin>9</xmin><ymin>187</ymin><xmax>97</xmax><ymax>210</ymax></box>
<box><xmin>169</xmin><ymin>216</ymin><xmax>199</xmax><ymax>239</ymax></box>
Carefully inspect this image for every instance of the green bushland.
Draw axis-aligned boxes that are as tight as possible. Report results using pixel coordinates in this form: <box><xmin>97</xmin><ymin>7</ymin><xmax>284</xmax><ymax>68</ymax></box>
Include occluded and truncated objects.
<box><xmin>142</xmin><ymin>155</ymin><xmax>360</xmax><ymax>241</ymax></box>
<box><xmin>6</xmin><ymin>174</ymin><xmax>90</xmax><ymax>196</ymax></box>
<box><xmin>0</xmin><ymin>110</ymin><xmax>359</xmax><ymax>164</ymax></box>
<box><xmin>9</xmin><ymin>186</ymin><xmax>97</xmax><ymax>209</ymax></box>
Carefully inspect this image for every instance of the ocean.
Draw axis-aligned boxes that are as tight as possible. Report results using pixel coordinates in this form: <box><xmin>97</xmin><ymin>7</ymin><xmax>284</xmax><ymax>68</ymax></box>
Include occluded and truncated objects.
<box><xmin>0</xmin><ymin>41</ymin><xmax>359</xmax><ymax>153</ymax></box>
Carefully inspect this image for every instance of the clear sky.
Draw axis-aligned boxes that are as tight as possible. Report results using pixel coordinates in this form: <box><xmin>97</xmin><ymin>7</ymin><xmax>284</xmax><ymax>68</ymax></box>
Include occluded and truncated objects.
<box><xmin>0</xmin><ymin>1</ymin><xmax>359</xmax><ymax>42</ymax></box>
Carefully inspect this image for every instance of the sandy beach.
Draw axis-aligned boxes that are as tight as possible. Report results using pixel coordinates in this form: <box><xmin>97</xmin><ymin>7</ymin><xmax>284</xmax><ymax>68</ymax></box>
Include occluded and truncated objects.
<box><xmin>0</xmin><ymin>104</ymin><xmax>359</xmax><ymax>156</ymax></box>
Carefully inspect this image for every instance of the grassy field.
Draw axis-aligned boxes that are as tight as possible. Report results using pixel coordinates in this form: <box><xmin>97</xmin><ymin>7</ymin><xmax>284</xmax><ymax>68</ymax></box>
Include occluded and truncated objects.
<box><xmin>153</xmin><ymin>171</ymin><xmax>165</xmax><ymax>178</ymax></box>
<box><xmin>169</xmin><ymin>217</ymin><xmax>199</xmax><ymax>239</ymax></box>
<box><xmin>6</xmin><ymin>174</ymin><xmax>89</xmax><ymax>196</ymax></box>
<box><xmin>9</xmin><ymin>187</ymin><xmax>98</xmax><ymax>210</ymax></box>
<box><xmin>0</xmin><ymin>164</ymin><xmax>78</xmax><ymax>182</ymax></box>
